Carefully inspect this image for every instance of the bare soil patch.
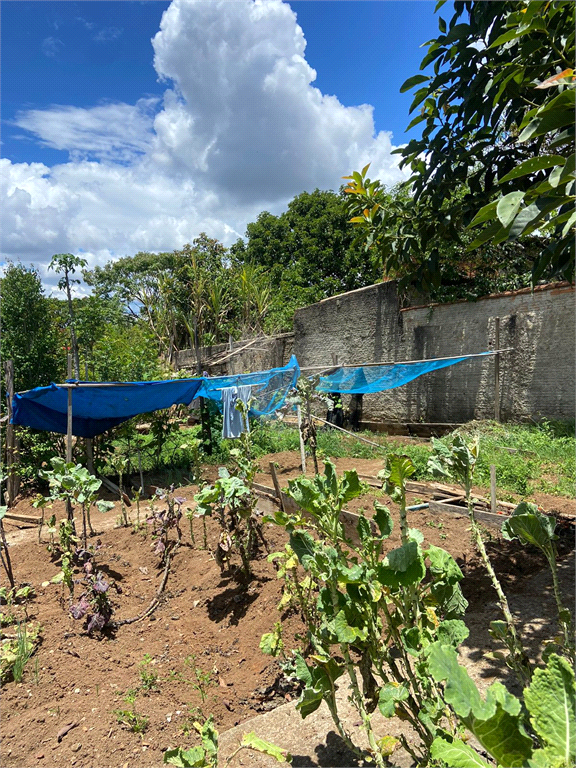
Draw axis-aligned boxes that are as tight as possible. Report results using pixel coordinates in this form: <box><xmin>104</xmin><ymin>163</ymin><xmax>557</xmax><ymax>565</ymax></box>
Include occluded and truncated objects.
<box><xmin>2</xmin><ymin>451</ymin><xmax>574</xmax><ymax>767</ymax></box>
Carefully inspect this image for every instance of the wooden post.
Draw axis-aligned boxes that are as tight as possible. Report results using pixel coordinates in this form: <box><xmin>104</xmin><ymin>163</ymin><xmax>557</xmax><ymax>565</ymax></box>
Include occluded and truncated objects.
<box><xmin>490</xmin><ymin>464</ymin><xmax>497</xmax><ymax>515</ymax></box>
<box><xmin>66</xmin><ymin>354</ymin><xmax>74</xmax><ymax>521</ymax></box>
<box><xmin>296</xmin><ymin>405</ymin><xmax>306</xmax><ymax>474</ymax></box>
<box><xmin>494</xmin><ymin>317</ymin><xmax>500</xmax><ymax>422</ymax></box>
<box><xmin>195</xmin><ymin>319</ymin><xmax>212</xmax><ymax>455</ymax></box>
<box><xmin>4</xmin><ymin>360</ymin><xmax>16</xmax><ymax>507</ymax></box>
<box><xmin>269</xmin><ymin>462</ymin><xmax>286</xmax><ymax>513</ymax></box>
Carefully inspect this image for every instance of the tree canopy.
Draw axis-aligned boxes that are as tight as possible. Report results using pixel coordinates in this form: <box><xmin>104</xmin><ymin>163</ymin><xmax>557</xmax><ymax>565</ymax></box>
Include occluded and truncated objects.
<box><xmin>231</xmin><ymin>189</ymin><xmax>381</xmax><ymax>330</ymax></box>
<box><xmin>345</xmin><ymin>0</ymin><xmax>575</xmax><ymax>291</ymax></box>
<box><xmin>0</xmin><ymin>263</ymin><xmax>62</xmax><ymax>392</ymax></box>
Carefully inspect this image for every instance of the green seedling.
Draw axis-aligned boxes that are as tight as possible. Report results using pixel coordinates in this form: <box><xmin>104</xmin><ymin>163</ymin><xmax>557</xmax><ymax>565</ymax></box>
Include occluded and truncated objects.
<box><xmin>139</xmin><ymin>654</ymin><xmax>159</xmax><ymax>691</ymax></box>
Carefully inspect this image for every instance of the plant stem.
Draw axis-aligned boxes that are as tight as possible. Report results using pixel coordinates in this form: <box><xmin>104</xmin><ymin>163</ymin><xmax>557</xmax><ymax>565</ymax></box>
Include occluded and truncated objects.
<box><xmin>341</xmin><ymin>645</ymin><xmax>386</xmax><ymax>768</ymax></box>
<box><xmin>466</xmin><ymin>480</ymin><xmax>531</xmax><ymax>683</ymax></box>
<box><xmin>545</xmin><ymin>544</ymin><xmax>575</xmax><ymax>657</ymax></box>
<box><xmin>0</xmin><ymin>520</ymin><xmax>16</xmax><ymax>590</ymax></box>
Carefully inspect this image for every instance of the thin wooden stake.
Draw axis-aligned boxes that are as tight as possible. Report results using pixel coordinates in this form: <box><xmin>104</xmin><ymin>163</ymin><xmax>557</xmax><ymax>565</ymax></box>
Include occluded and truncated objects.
<box><xmin>490</xmin><ymin>464</ymin><xmax>497</xmax><ymax>515</ymax></box>
<box><xmin>269</xmin><ymin>462</ymin><xmax>285</xmax><ymax>513</ymax></box>
<box><xmin>296</xmin><ymin>405</ymin><xmax>306</xmax><ymax>474</ymax></box>
<box><xmin>4</xmin><ymin>360</ymin><xmax>16</xmax><ymax>507</ymax></box>
<box><xmin>66</xmin><ymin>354</ymin><xmax>74</xmax><ymax>521</ymax></box>
<box><xmin>494</xmin><ymin>318</ymin><xmax>501</xmax><ymax>422</ymax></box>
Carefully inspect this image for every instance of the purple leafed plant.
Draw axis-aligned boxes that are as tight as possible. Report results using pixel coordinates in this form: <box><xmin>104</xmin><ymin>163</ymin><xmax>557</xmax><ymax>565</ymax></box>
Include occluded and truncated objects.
<box><xmin>69</xmin><ymin>562</ymin><xmax>115</xmax><ymax>635</ymax></box>
<box><xmin>147</xmin><ymin>488</ymin><xmax>184</xmax><ymax>564</ymax></box>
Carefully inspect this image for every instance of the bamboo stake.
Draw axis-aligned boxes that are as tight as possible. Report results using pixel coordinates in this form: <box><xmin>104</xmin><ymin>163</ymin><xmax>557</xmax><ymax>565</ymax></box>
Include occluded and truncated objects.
<box><xmin>269</xmin><ymin>462</ymin><xmax>286</xmax><ymax>514</ymax></box>
<box><xmin>4</xmin><ymin>360</ymin><xmax>16</xmax><ymax>507</ymax></box>
<box><xmin>66</xmin><ymin>354</ymin><xmax>74</xmax><ymax>522</ymax></box>
<box><xmin>296</xmin><ymin>405</ymin><xmax>306</xmax><ymax>474</ymax></box>
<box><xmin>490</xmin><ymin>465</ymin><xmax>497</xmax><ymax>515</ymax></box>
<box><xmin>494</xmin><ymin>319</ymin><xmax>501</xmax><ymax>422</ymax></box>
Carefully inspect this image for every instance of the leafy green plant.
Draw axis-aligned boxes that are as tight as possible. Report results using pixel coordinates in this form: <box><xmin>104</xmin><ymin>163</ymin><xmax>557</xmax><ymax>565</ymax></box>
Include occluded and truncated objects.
<box><xmin>429</xmin><ymin>646</ymin><xmax>575</xmax><ymax>768</ymax></box>
<box><xmin>163</xmin><ymin>716</ymin><xmax>291</xmax><ymax>767</ymax></box>
<box><xmin>502</xmin><ymin>502</ymin><xmax>575</xmax><ymax>663</ymax></box>
<box><xmin>266</xmin><ymin>457</ymin><xmax>472</xmax><ymax>766</ymax></box>
<box><xmin>139</xmin><ymin>654</ymin><xmax>159</xmax><ymax>691</ymax></box>
<box><xmin>183</xmin><ymin>656</ymin><xmax>214</xmax><ymax>704</ymax></box>
<box><xmin>114</xmin><ymin>706</ymin><xmax>149</xmax><ymax>734</ymax></box>
<box><xmin>194</xmin><ymin>428</ymin><xmax>265</xmax><ymax>579</ymax></box>
<box><xmin>428</xmin><ymin>435</ymin><xmax>532</xmax><ymax>684</ymax></box>
<box><xmin>0</xmin><ymin>622</ymin><xmax>41</xmax><ymax>684</ymax></box>
<box><xmin>37</xmin><ymin>458</ymin><xmax>114</xmax><ymax>547</ymax></box>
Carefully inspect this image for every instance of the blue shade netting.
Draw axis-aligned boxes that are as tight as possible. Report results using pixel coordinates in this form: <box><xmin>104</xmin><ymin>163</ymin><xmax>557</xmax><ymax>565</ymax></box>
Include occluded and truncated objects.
<box><xmin>316</xmin><ymin>352</ymin><xmax>493</xmax><ymax>394</ymax></box>
<box><xmin>11</xmin><ymin>378</ymin><xmax>204</xmax><ymax>438</ymax></box>
<box><xmin>196</xmin><ymin>355</ymin><xmax>300</xmax><ymax>417</ymax></box>
<box><xmin>11</xmin><ymin>356</ymin><xmax>300</xmax><ymax>438</ymax></box>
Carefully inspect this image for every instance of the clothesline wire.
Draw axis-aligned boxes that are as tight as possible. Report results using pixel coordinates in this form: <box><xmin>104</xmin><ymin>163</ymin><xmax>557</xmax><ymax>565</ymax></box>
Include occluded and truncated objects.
<box><xmin>299</xmin><ymin>348</ymin><xmax>513</xmax><ymax>372</ymax></box>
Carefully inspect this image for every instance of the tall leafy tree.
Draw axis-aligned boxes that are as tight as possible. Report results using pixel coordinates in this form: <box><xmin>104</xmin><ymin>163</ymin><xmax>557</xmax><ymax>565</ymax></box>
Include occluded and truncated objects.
<box><xmin>346</xmin><ymin>0</ymin><xmax>574</xmax><ymax>289</ymax></box>
<box><xmin>49</xmin><ymin>253</ymin><xmax>88</xmax><ymax>378</ymax></box>
<box><xmin>231</xmin><ymin>189</ymin><xmax>381</xmax><ymax>331</ymax></box>
<box><xmin>0</xmin><ymin>263</ymin><xmax>62</xmax><ymax>393</ymax></box>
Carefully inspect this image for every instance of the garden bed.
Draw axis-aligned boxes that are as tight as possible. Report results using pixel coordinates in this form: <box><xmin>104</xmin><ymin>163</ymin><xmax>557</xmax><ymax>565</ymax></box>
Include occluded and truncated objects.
<box><xmin>1</xmin><ymin>451</ymin><xmax>574</xmax><ymax>767</ymax></box>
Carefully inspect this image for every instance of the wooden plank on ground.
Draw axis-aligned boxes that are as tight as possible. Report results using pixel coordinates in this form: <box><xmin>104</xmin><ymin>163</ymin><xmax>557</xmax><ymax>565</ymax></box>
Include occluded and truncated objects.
<box><xmin>4</xmin><ymin>512</ymin><xmax>42</xmax><ymax>525</ymax></box>
<box><xmin>429</xmin><ymin>499</ymin><xmax>509</xmax><ymax>529</ymax></box>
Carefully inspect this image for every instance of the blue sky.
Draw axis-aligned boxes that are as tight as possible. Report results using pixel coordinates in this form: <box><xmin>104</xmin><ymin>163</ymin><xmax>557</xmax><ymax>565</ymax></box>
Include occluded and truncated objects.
<box><xmin>1</xmin><ymin>0</ymin><xmax>445</xmax><ymax>291</ymax></box>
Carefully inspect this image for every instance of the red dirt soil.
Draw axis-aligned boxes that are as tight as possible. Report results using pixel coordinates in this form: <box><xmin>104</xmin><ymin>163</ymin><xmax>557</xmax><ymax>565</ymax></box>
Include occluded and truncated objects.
<box><xmin>1</xmin><ymin>452</ymin><xmax>574</xmax><ymax>768</ymax></box>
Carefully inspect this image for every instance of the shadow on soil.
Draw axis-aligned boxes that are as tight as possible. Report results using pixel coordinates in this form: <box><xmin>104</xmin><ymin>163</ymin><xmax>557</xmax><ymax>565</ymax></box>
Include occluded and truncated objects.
<box><xmin>291</xmin><ymin>731</ymin><xmax>367</xmax><ymax>767</ymax></box>
<box><xmin>205</xmin><ymin>579</ymin><xmax>260</xmax><ymax>625</ymax></box>
<box><xmin>457</xmin><ymin>528</ymin><xmax>574</xmax><ymax>695</ymax></box>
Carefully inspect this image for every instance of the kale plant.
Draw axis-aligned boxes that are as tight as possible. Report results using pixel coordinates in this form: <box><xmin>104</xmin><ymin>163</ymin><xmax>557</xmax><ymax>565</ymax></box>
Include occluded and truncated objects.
<box><xmin>194</xmin><ymin>427</ymin><xmax>266</xmax><ymax>579</ymax></box>
<box><xmin>265</xmin><ymin>457</ymin><xmax>472</xmax><ymax>766</ymax></box>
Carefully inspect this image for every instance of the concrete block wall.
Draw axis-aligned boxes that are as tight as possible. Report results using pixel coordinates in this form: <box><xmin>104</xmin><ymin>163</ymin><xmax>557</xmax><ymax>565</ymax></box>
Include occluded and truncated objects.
<box><xmin>293</xmin><ymin>282</ymin><xmax>575</xmax><ymax>423</ymax></box>
<box><xmin>178</xmin><ymin>332</ymin><xmax>294</xmax><ymax>377</ymax></box>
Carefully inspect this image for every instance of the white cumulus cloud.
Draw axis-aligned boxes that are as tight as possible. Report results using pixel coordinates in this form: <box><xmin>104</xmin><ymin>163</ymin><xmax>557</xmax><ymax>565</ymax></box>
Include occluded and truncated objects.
<box><xmin>2</xmin><ymin>0</ymin><xmax>407</xmax><ymax>294</ymax></box>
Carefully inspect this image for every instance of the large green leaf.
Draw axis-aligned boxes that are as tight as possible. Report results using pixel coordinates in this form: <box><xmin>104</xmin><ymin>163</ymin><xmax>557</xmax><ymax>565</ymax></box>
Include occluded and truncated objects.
<box><xmin>340</xmin><ymin>469</ymin><xmax>364</xmax><ymax>504</ymax></box>
<box><xmin>496</xmin><ymin>191</ymin><xmax>525</xmax><ymax>227</ymax></box>
<box><xmin>428</xmin><ymin>642</ymin><xmax>494</xmax><ymax>720</ymax></box>
<box><xmin>426</xmin><ymin>545</ymin><xmax>464</xmax><ymax>584</ymax></box>
<box><xmin>332</xmin><ymin>610</ymin><xmax>367</xmax><ymax>644</ymax></box>
<box><xmin>287</xmin><ymin>478</ymin><xmax>322</xmax><ymax>517</ymax></box>
<box><xmin>501</xmin><ymin>502</ymin><xmax>556</xmax><ymax>551</ymax></box>
<box><xmin>289</xmin><ymin>531</ymin><xmax>317</xmax><ymax>570</ymax></box>
<box><xmin>163</xmin><ymin>746</ymin><xmax>206</xmax><ymax>767</ymax></box>
<box><xmin>241</xmin><ymin>733</ymin><xmax>291</xmax><ymax>763</ymax></box>
<box><xmin>296</xmin><ymin>686</ymin><xmax>324</xmax><ymax>718</ymax></box>
<box><xmin>431</xmin><ymin>737</ymin><xmax>492</xmax><ymax>768</ymax></box>
<box><xmin>323</xmin><ymin>461</ymin><xmax>339</xmax><ymax>499</ymax></box>
<box><xmin>437</xmin><ymin>619</ymin><xmax>469</xmax><ymax>647</ymax></box>
<box><xmin>499</xmin><ymin>155</ymin><xmax>567</xmax><ymax>184</ymax></box>
<box><xmin>524</xmin><ymin>654</ymin><xmax>576</xmax><ymax>768</ymax></box>
<box><xmin>378</xmin><ymin>682</ymin><xmax>409</xmax><ymax>717</ymax></box>
<box><xmin>400</xmin><ymin>74</ymin><xmax>431</xmax><ymax>93</ymax></box>
<box><xmin>378</xmin><ymin>542</ymin><xmax>426</xmax><ymax>588</ymax></box>
<box><xmin>428</xmin><ymin>643</ymin><xmax>533</xmax><ymax>767</ymax></box>
<box><xmin>373</xmin><ymin>501</ymin><xmax>393</xmax><ymax>538</ymax></box>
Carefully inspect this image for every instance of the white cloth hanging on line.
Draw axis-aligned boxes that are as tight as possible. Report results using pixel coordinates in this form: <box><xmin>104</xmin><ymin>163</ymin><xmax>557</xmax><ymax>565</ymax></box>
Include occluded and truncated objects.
<box><xmin>221</xmin><ymin>385</ymin><xmax>251</xmax><ymax>438</ymax></box>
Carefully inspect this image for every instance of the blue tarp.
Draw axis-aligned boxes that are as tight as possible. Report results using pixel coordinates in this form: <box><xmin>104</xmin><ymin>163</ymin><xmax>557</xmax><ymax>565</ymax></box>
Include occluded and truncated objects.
<box><xmin>196</xmin><ymin>355</ymin><xmax>300</xmax><ymax>417</ymax></box>
<box><xmin>11</xmin><ymin>356</ymin><xmax>300</xmax><ymax>438</ymax></box>
<box><xmin>12</xmin><ymin>379</ymin><xmax>204</xmax><ymax>438</ymax></box>
<box><xmin>317</xmin><ymin>352</ymin><xmax>492</xmax><ymax>394</ymax></box>
<box><xmin>11</xmin><ymin>352</ymin><xmax>490</xmax><ymax>438</ymax></box>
